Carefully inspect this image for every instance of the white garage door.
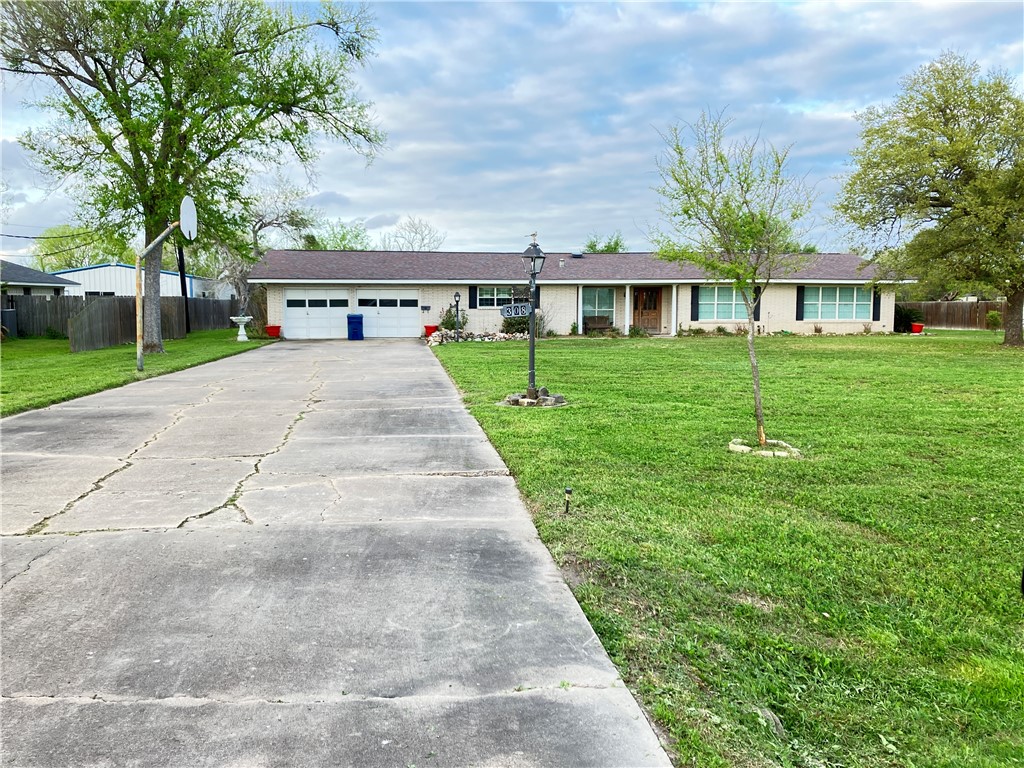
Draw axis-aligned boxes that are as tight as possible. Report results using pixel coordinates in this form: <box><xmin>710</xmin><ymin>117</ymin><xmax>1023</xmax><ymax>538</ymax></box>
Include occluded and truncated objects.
<box><xmin>356</xmin><ymin>289</ymin><xmax>421</xmax><ymax>337</ymax></box>
<box><xmin>284</xmin><ymin>289</ymin><xmax>349</xmax><ymax>339</ymax></box>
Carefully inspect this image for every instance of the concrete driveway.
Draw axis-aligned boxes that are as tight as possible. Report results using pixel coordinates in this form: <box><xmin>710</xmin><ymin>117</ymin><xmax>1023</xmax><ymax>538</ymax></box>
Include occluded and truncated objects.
<box><xmin>1</xmin><ymin>340</ymin><xmax>670</xmax><ymax>767</ymax></box>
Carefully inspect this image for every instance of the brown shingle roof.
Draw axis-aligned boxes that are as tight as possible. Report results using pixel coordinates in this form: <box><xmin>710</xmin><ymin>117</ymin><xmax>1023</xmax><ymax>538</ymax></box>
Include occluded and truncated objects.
<box><xmin>0</xmin><ymin>259</ymin><xmax>80</xmax><ymax>287</ymax></box>
<box><xmin>250</xmin><ymin>250</ymin><xmax>880</xmax><ymax>283</ymax></box>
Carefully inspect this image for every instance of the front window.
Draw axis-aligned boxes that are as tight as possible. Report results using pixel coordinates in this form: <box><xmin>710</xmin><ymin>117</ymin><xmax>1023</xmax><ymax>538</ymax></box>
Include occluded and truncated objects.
<box><xmin>478</xmin><ymin>286</ymin><xmax>513</xmax><ymax>307</ymax></box>
<box><xmin>698</xmin><ymin>286</ymin><xmax>748</xmax><ymax>321</ymax></box>
<box><xmin>804</xmin><ymin>286</ymin><xmax>871</xmax><ymax>320</ymax></box>
<box><xmin>582</xmin><ymin>287</ymin><xmax>615</xmax><ymax>321</ymax></box>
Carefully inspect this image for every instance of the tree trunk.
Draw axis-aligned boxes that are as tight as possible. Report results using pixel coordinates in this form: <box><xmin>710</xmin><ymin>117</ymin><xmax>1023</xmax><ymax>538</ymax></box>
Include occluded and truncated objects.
<box><xmin>143</xmin><ymin>219</ymin><xmax>165</xmax><ymax>354</ymax></box>
<box><xmin>1004</xmin><ymin>287</ymin><xmax>1023</xmax><ymax>347</ymax></box>
<box><xmin>747</xmin><ymin>319</ymin><xmax>767</xmax><ymax>446</ymax></box>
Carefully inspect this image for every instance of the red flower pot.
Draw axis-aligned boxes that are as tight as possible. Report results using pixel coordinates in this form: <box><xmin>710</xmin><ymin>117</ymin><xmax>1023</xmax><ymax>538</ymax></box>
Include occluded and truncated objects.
<box><xmin>910</xmin><ymin>322</ymin><xmax>924</xmax><ymax>334</ymax></box>
<box><xmin>424</xmin><ymin>324</ymin><xmax>439</xmax><ymax>336</ymax></box>
<box><xmin>265</xmin><ymin>325</ymin><xmax>281</xmax><ymax>338</ymax></box>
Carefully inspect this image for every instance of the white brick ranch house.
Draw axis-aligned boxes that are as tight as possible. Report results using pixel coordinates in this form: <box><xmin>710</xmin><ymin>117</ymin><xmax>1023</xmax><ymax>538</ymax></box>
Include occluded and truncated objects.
<box><xmin>248</xmin><ymin>250</ymin><xmax>899</xmax><ymax>340</ymax></box>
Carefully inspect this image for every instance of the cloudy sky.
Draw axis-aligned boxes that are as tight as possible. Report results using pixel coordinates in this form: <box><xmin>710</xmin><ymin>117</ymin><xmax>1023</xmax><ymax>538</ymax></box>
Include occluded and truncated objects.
<box><xmin>2</xmin><ymin>0</ymin><xmax>1022</xmax><ymax>261</ymax></box>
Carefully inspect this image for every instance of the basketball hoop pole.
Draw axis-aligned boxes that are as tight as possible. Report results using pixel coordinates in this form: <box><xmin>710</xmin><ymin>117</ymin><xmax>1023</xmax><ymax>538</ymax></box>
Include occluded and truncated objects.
<box><xmin>136</xmin><ymin>221</ymin><xmax>180</xmax><ymax>372</ymax></box>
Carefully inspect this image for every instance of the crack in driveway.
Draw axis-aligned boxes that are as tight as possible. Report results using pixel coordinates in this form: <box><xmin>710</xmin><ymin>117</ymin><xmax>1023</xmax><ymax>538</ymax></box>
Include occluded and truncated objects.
<box><xmin>0</xmin><ymin>541</ymin><xmax>65</xmax><ymax>588</ymax></box>
<box><xmin>182</xmin><ymin>367</ymin><xmax>327</xmax><ymax>529</ymax></box>
<box><xmin>17</xmin><ymin>387</ymin><xmax>228</xmax><ymax>536</ymax></box>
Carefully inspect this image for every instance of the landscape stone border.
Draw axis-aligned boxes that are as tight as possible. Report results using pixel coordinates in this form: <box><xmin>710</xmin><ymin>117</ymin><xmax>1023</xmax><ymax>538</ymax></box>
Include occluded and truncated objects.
<box><xmin>728</xmin><ymin>438</ymin><xmax>802</xmax><ymax>459</ymax></box>
<box><xmin>499</xmin><ymin>387</ymin><xmax>568</xmax><ymax>408</ymax></box>
<box><xmin>427</xmin><ymin>329</ymin><xmax>528</xmax><ymax>346</ymax></box>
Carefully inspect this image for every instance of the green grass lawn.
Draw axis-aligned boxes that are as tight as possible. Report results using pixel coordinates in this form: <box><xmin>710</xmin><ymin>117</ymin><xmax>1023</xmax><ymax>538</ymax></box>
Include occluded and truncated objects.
<box><xmin>434</xmin><ymin>332</ymin><xmax>1024</xmax><ymax>768</ymax></box>
<box><xmin>0</xmin><ymin>329</ymin><xmax>272</xmax><ymax>417</ymax></box>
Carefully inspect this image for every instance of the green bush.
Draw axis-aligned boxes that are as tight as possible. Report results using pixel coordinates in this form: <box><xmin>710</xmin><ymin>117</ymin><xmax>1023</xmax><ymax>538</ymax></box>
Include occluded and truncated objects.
<box><xmin>894</xmin><ymin>304</ymin><xmax>924</xmax><ymax>333</ymax></box>
<box><xmin>43</xmin><ymin>326</ymin><xmax>67</xmax><ymax>340</ymax></box>
<box><xmin>439</xmin><ymin>306</ymin><xmax>468</xmax><ymax>331</ymax></box>
<box><xmin>501</xmin><ymin>315</ymin><xmax>529</xmax><ymax>334</ymax></box>
<box><xmin>501</xmin><ymin>311</ymin><xmax>546</xmax><ymax>336</ymax></box>
<box><xmin>628</xmin><ymin>325</ymin><xmax>650</xmax><ymax>338</ymax></box>
<box><xmin>985</xmin><ymin>310</ymin><xmax>1003</xmax><ymax>332</ymax></box>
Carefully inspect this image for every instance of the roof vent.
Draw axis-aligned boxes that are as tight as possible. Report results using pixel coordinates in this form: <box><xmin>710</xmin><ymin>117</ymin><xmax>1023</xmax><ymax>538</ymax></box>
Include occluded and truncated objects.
<box><xmin>559</xmin><ymin>258</ymin><xmax>565</xmax><ymax>269</ymax></box>
<box><xmin>571</xmin><ymin>251</ymin><xmax>584</xmax><ymax>258</ymax></box>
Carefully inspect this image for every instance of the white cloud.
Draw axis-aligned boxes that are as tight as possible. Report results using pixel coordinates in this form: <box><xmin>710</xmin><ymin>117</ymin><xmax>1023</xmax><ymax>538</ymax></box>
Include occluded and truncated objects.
<box><xmin>3</xmin><ymin>0</ymin><xmax>1021</xmax><ymax>260</ymax></box>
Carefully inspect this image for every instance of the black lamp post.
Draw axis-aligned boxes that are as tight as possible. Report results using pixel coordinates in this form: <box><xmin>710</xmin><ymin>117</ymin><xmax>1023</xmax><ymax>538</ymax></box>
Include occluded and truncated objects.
<box><xmin>522</xmin><ymin>239</ymin><xmax>546</xmax><ymax>399</ymax></box>
<box><xmin>453</xmin><ymin>291</ymin><xmax>461</xmax><ymax>341</ymax></box>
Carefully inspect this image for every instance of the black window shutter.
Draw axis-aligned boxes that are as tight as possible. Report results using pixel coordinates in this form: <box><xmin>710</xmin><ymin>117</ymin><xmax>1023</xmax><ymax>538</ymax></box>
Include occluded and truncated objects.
<box><xmin>690</xmin><ymin>286</ymin><xmax>700</xmax><ymax>321</ymax></box>
<box><xmin>872</xmin><ymin>288</ymin><xmax>881</xmax><ymax>321</ymax></box>
<box><xmin>796</xmin><ymin>285</ymin><xmax>805</xmax><ymax>321</ymax></box>
<box><xmin>469</xmin><ymin>286</ymin><xmax>478</xmax><ymax>309</ymax></box>
<box><xmin>753</xmin><ymin>286</ymin><xmax>762</xmax><ymax>322</ymax></box>
<box><xmin>534</xmin><ymin>285</ymin><xmax>541</xmax><ymax>308</ymax></box>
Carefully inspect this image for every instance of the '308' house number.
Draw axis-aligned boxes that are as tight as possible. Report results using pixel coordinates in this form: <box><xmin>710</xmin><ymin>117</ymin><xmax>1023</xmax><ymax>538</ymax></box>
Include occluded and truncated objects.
<box><xmin>500</xmin><ymin>303</ymin><xmax>533</xmax><ymax>319</ymax></box>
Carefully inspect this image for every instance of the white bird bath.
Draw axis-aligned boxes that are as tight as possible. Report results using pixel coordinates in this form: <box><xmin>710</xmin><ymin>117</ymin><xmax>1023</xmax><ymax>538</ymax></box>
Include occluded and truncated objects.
<box><xmin>229</xmin><ymin>316</ymin><xmax>253</xmax><ymax>341</ymax></box>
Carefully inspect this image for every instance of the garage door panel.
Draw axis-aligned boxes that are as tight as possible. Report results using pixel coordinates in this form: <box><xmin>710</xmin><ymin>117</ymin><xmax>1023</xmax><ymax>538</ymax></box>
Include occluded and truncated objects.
<box><xmin>284</xmin><ymin>289</ymin><xmax>349</xmax><ymax>339</ymax></box>
<box><xmin>356</xmin><ymin>290</ymin><xmax>420</xmax><ymax>338</ymax></box>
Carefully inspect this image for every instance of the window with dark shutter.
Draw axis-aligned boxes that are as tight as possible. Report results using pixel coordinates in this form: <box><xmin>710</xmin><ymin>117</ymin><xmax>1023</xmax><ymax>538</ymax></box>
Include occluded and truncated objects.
<box><xmin>469</xmin><ymin>286</ymin><xmax>478</xmax><ymax>309</ymax></box>
<box><xmin>753</xmin><ymin>286</ymin><xmax>762</xmax><ymax>322</ymax></box>
<box><xmin>534</xmin><ymin>285</ymin><xmax>541</xmax><ymax>308</ymax></box>
<box><xmin>872</xmin><ymin>289</ymin><xmax>881</xmax><ymax>321</ymax></box>
<box><xmin>796</xmin><ymin>286</ymin><xmax>805</xmax><ymax>321</ymax></box>
<box><xmin>690</xmin><ymin>286</ymin><xmax>700</xmax><ymax>321</ymax></box>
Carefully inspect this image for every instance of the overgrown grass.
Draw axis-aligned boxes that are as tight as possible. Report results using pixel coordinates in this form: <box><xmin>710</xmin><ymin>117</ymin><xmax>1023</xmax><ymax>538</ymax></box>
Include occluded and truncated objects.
<box><xmin>0</xmin><ymin>330</ymin><xmax>272</xmax><ymax>417</ymax></box>
<box><xmin>434</xmin><ymin>332</ymin><xmax>1024</xmax><ymax>768</ymax></box>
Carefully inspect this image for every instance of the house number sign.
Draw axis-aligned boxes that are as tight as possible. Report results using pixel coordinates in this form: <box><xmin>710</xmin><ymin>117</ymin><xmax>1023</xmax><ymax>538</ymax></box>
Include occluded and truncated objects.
<box><xmin>500</xmin><ymin>303</ymin><xmax>533</xmax><ymax>319</ymax></box>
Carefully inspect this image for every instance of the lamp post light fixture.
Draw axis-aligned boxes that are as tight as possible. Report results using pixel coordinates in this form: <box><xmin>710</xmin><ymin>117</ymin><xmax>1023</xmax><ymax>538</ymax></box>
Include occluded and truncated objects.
<box><xmin>453</xmin><ymin>291</ymin><xmax>461</xmax><ymax>341</ymax></box>
<box><xmin>522</xmin><ymin>237</ymin><xmax>546</xmax><ymax>399</ymax></box>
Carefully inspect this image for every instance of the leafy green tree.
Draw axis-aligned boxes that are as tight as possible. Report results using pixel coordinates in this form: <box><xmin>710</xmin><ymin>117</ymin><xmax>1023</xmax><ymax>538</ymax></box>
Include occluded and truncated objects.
<box><xmin>835</xmin><ymin>52</ymin><xmax>1024</xmax><ymax>347</ymax></box>
<box><xmin>654</xmin><ymin>110</ymin><xmax>815</xmax><ymax>446</ymax></box>
<box><xmin>1</xmin><ymin>0</ymin><xmax>384</xmax><ymax>352</ymax></box>
<box><xmin>30</xmin><ymin>224</ymin><xmax>134</xmax><ymax>272</ymax></box>
<box><xmin>781</xmin><ymin>238</ymin><xmax>818</xmax><ymax>254</ymax></box>
<box><xmin>299</xmin><ymin>219</ymin><xmax>372</xmax><ymax>250</ymax></box>
<box><xmin>583</xmin><ymin>231</ymin><xmax>628</xmax><ymax>253</ymax></box>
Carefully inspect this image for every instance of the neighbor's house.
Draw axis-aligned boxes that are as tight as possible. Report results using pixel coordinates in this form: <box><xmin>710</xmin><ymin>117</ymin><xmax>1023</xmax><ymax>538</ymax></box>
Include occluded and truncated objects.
<box><xmin>0</xmin><ymin>259</ymin><xmax>79</xmax><ymax>296</ymax></box>
<box><xmin>51</xmin><ymin>263</ymin><xmax>228</xmax><ymax>298</ymax></box>
<box><xmin>249</xmin><ymin>250</ymin><xmax>900</xmax><ymax>340</ymax></box>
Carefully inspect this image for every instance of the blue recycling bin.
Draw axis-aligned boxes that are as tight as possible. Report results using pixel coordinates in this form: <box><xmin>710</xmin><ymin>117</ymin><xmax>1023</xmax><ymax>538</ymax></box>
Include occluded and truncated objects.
<box><xmin>347</xmin><ymin>313</ymin><xmax>364</xmax><ymax>341</ymax></box>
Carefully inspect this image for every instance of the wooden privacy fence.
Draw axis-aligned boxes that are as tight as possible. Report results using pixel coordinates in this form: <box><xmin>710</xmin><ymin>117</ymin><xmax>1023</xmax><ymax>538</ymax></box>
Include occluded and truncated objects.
<box><xmin>899</xmin><ymin>300</ymin><xmax>1008</xmax><ymax>330</ymax></box>
<box><xmin>4</xmin><ymin>295</ymin><xmax>238</xmax><ymax>351</ymax></box>
<box><xmin>68</xmin><ymin>298</ymin><xmax>141</xmax><ymax>352</ymax></box>
<box><xmin>5</xmin><ymin>295</ymin><xmax>83</xmax><ymax>337</ymax></box>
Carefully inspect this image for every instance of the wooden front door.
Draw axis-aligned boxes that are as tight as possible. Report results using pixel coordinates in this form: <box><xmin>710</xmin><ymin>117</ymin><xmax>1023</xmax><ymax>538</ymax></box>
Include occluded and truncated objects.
<box><xmin>633</xmin><ymin>288</ymin><xmax>661</xmax><ymax>332</ymax></box>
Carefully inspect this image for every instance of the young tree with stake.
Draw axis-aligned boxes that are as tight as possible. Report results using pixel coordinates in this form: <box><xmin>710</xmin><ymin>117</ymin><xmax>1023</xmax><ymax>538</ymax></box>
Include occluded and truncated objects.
<box><xmin>654</xmin><ymin>110</ymin><xmax>815</xmax><ymax>447</ymax></box>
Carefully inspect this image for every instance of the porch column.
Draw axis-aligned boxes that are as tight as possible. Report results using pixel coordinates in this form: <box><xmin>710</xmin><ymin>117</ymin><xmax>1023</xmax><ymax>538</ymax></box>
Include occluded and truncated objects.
<box><xmin>577</xmin><ymin>286</ymin><xmax>584</xmax><ymax>334</ymax></box>
<box><xmin>671</xmin><ymin>284</ymin><xmax>678</xmax><ymax>334</ymax></box>
<box><xmin>624</xmin><ymin>285</ymin><xmax>632</xmax><ymax>334</ymax></box>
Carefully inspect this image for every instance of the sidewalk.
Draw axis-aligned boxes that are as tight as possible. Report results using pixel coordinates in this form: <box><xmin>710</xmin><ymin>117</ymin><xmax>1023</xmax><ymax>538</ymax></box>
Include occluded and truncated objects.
<box><xmin>1</xmin><ymin>340</ymin><xmax>670</xmax><ymax>766</ymax></box>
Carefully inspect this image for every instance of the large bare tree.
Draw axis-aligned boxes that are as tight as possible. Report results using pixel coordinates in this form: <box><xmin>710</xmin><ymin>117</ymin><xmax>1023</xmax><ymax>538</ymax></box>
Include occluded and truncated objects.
<box><xmin>378</xmin><ymin>216</ymin><xmax>447</xmax><ymax>251</ymax></box>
